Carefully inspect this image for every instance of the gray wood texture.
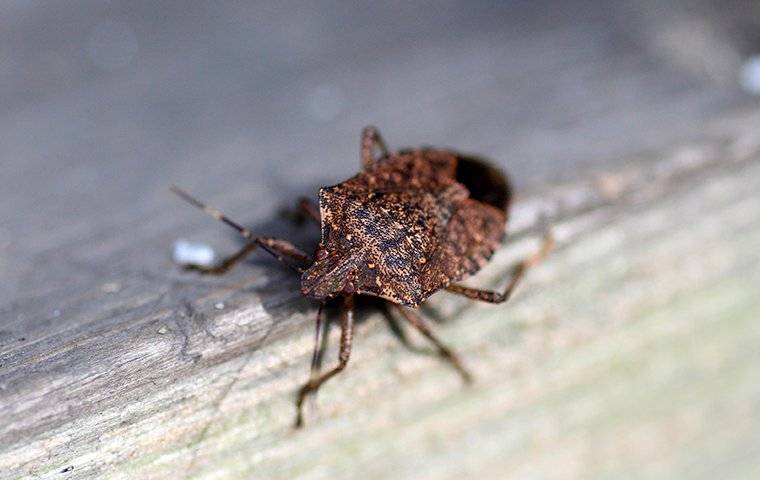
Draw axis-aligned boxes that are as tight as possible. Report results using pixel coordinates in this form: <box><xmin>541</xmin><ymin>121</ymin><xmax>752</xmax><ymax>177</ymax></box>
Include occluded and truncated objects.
<box><xmin>2</xmin><ymin>2</ymin><xmax>760</xmax><ymax>479</ymax></box>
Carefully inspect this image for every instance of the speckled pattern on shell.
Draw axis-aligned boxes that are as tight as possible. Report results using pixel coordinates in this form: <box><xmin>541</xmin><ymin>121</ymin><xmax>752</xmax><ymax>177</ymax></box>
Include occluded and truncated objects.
<box><xmin>301</xmin><ymin>149</ymin><xmax>508</xmax><ymax>307</ymax></box>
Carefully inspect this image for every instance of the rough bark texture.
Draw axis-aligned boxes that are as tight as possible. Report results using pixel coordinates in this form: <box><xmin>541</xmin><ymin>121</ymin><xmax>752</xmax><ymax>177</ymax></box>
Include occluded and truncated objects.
<box><xmin>2</xmin><ymin>2</ymin><xmax>760</xmax><ymax>479</ymax></box>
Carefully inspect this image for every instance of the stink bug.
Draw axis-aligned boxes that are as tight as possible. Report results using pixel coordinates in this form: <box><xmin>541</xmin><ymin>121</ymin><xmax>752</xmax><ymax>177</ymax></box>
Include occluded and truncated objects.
<box><xmin>171</xmin><ymin>127</ymin><xmax>553</xmax><ymax>427</ymax></box>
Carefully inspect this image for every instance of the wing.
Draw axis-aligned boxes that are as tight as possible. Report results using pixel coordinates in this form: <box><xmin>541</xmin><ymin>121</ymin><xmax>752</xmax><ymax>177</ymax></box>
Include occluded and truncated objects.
<box><xmin>351</xmin><ymin>184</ymin><xmax>467</xmax><ymax>306</ymax></box>
<box><xmin>418</xmin><ymin>198</ymin><xmax>507</xmax><ymax>301</ymax></box>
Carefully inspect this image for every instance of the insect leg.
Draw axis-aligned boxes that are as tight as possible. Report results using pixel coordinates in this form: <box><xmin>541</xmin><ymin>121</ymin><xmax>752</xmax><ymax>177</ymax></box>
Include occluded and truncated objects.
<box><xmin>446</xmin><ymin>234</ymin><xmax>554</xmax><ymax>303</ymax></box>
<box><xmin>171</xmin><ymin>186</ymin><xmax>312</xmax><ymax>272</ymax></box>
<box><xmin>392</xmin><ymin>305</ymin><xmax>472</xmax><ymax>383</ymax></box>
<box><xmin>297</xmin><ymin>197</ymin><xmax>321</xmax><ymax>226</ymax></box>
<box><xmin>295</xmin><ymin>295</ymin><xmax>354</xmax><ymax>428</ymax></box>
<box><xmin>360</xmin><ymin>126</ymin><xmax>389</xmax><ymax>168</ymax></box>
<box><xmin>183</xmin><ymin>236</ymin><xmax>311</xmax><ymax>275</ymax></box>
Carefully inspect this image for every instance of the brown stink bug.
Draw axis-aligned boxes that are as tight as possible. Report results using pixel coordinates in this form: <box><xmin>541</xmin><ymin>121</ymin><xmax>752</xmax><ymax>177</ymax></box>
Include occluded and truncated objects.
<box><xmin>171</xmin><ymin>126</ymin><xmax>553</xmax><ymax>427</ymax></box>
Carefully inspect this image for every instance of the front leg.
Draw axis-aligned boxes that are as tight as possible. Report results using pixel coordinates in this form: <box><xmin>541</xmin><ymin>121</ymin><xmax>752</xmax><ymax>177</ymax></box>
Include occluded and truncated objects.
<box><xmin>297</xmin><ymin>197</ymin><xmax>321</xmax><ymax>226</ymax></box>
<box><xmin>361</xmin><ymin>126</ymin><xmax>390</xmax><ymax>169</ymax></box>
<box><xmin>183</xmin><ymin>236</ymin><xmax>311</xmax><ymax>275</ymax></box>
<box><xmin>295</xmin><ymin>295</ymin><xmax>355</xmax><ymax>427</ymax></box>
<box><xmin>171</xmin><ymin>186</ymin><xmax>312</xmax><ymax>272</ymax></box>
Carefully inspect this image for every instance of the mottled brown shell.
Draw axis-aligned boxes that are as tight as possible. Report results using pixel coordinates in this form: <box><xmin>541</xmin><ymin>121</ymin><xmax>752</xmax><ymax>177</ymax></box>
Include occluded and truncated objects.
<box><xmin>301</xmin><ymin>149</ymin><xmax>509</xmax><ymax>307</ymax></box>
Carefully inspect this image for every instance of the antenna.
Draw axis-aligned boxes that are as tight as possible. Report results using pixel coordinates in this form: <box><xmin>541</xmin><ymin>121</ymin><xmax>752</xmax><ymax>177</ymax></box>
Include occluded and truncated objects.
<box><xmin>170</xmin><ymin>185</ymin><xmax>253</xmax><ymax>239</ymax></box>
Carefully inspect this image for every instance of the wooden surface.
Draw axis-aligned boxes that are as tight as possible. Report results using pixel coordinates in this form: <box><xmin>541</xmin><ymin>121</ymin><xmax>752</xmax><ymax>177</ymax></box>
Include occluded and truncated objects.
<box><xmin>2</xmin><ymin>2</ymin><xmax>760</xmax><ymax>479</ymax></box>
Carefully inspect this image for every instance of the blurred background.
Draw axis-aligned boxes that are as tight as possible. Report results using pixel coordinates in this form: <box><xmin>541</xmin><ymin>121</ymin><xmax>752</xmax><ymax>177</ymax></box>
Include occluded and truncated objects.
<box><xmin>3</xmin><ymin>0</ymin><xmax>760</xmax><ymax>237</ymax></box>
<box><xmin>2</xmin><ymin>1</ymin><xmax>760</xmax><ymax>479</ymax></box>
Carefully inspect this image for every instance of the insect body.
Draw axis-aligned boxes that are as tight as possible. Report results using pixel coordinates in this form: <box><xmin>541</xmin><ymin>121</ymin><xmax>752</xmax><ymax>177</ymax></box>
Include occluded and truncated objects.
<box><xmin>172</xmin><ymin>127</ymin><xmax>552</xmax><ymax>427</ymax></box>
<box><xmin>303</xmin><ymin>148</ymin><xmax>508</xmax><ymax>307</ymax></box>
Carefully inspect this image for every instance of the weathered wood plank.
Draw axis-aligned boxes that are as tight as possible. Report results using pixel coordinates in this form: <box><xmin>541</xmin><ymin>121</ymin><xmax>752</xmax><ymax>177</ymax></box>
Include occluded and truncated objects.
<box><xmin>3</xmin><ymin>112</ymin><xmax>760</xmax><ymax>479</ymax></box>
